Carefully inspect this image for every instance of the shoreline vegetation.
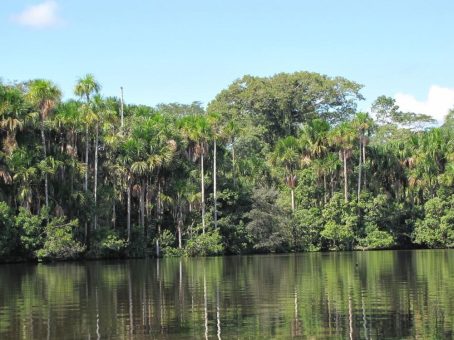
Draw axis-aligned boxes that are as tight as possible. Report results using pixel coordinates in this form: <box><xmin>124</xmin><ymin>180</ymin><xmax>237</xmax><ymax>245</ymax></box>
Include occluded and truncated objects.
<box><xmin>1</xmin><ymin>71</ymin><xmax>453</xmax><ymax>262</ymax></box>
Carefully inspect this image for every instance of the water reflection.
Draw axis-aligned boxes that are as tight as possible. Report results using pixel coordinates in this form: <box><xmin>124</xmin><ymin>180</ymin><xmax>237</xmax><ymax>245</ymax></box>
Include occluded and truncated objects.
<box><xmin>0</xmin><ymin>250</ymin><xmax>453</xmax><ymax>339</ymax></box>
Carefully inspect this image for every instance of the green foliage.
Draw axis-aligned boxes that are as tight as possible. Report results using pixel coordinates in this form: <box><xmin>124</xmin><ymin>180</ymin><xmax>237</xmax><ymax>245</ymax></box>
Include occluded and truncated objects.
<box><xmin>89</xmin><ymin>229</ymin><xmax>127</xmax><ymax>257</ymax></box>
<box><xmin>321</xmin><ymin>193</ymin><xmax>356</xmax><ymax>250</ymax></box>
<box><xmin>245</xmin><ymin>186</ymin><xmax>292</xmax><ymax>252</ymax></box>
<box><xmin>414</xmin><ymin>196</ymin><xmax>454</xmax><ymax>248</ymax></box>
<box><xmin>36</xmin><ymin>218</ymin><xmax>85</xmax><ymax>260</ymax></box>
<box><xmin>1</xmin><ymin>72</ymin><xmax>453</xmax><ymax>262</ymax></box>
<box><xmin>15</xmin><ymin>208</ymin><xmax>46</xmax><ymax>256</ymax></box>
<box><xmin>358</xmin><ymin>225</ymin><xmax>394</xmax><ymax>250</ymax></box>
<box><xmin>185</xmin><ymin>229</ymin><xmax>224</xmax><ymax>256</ymax></box>
<box><xmin>294</xmin><ymin>207</ymin><xmax>323</xmax><ymax>251</ymax></box>
<box><xmin>0</xmin><ymin>202</ymin><xmax>17</xmax><ymax>257</ymax></box>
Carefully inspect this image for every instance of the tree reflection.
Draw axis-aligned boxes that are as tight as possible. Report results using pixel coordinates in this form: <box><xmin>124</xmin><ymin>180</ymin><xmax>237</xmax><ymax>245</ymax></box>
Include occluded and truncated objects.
<box><xmin>0</xmin><ymin>251</ymin><xmax>453</xmax><ymax>339</ymax></box>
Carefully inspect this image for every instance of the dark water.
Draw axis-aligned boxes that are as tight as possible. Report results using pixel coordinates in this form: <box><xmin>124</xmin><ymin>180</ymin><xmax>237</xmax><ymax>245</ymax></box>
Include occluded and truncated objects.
<box><xmin>0</xmin><ymin>250</ymin><xmax>453</xmax><ymax>339</ymax></box>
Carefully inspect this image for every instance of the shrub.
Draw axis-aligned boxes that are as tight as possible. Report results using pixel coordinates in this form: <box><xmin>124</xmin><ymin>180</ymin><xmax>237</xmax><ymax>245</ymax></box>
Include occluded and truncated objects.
<box><xmin>185</xmin><ymin>229</ymin><xmax>224</xmax><ymax>256</ymax></box>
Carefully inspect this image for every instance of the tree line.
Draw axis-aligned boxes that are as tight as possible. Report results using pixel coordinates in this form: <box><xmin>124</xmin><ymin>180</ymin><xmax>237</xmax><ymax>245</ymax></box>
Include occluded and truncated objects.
<box><xmin>0</xmin><ymin>71</ymin><xmax>453</xmax><ymax>260</ymax></box>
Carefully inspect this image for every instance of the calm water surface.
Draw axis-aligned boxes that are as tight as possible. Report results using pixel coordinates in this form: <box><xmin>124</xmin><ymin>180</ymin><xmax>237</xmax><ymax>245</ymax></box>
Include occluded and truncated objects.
<box><xmin>0</xmin><ymin>250</ymin><xmax>453</xmax><ymax>339</ymax></box>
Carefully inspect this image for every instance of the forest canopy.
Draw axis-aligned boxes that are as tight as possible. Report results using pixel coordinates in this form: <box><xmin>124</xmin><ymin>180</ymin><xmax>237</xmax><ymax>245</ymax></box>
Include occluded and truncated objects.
<box><xmin>0</xmin><ymin>71</ymin><xmax>453</xmax><ymax>261</ymax></box>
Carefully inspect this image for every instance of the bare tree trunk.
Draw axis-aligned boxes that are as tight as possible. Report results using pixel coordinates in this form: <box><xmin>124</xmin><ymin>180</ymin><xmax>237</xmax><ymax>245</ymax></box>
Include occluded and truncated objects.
<box><xmin>357</xmin><ymin>138</ymin><xmax>362</xmax><ymax>202</ymax></box>
<box><xmin>84</xmin><ymin>125</ymin><xmax>89</xmax><ymax>191</ymax></box>
<box><xmin>140</xmin><ymin>182</ymin><xmax>145</xmax><ymax>232</ymax></box>
<box><xmin>94</xmin><ymin>123</ymin><xmax>99</xmax><ymax>230</ymax></box>
<box><xmin>178</xmin><ymin>218</ymin><xmax>182</xmax><ymax>249</ymax></box>
<box><xmin>232</xmin><ymin>141</ymin><xmax>237</xmax><ymax>188</ymax></box>
<box><xmin>343</xmin><ymin>150</ymin><xmax>349</xmax><ymax>203</ymax></box>
<box><xmin>40</xmin><ymin>119</ymin><xmax>49</xmax><ymax>207</ymax></box>
<box><xmin>112</xmin><ymin>194</ymin><xmax>116</xmax><ymax>229</ymax></box>
<box><xmin>127</xmin><ymin>181</ymin><xmax>131</xmax><ymax>242</ymax></box>
<box><xmin>291</xmin><ymin>189</ymin><xmax>295</xmax><ymax>212</ymax></box>
<box><xmin>362</xmin><ymin>141</ymin><xmax>367</xmax><ymax>189</ymax></box>
<box><xmin>156</xmin><ymin>181</ymin><xmax>161</xmax><ymax>257</ymax></box>
<box><xmin>84</xmin><ymin>125</ymin><xmax>89</xmax><ymax>243</ymax></box>
<box><xmin>201</xmin><ymin>151</ymin><xmax>206</xmax><ymax>234</ymax></box>
<box><xmin>323</xmin><ymin>173</ymin><xmax>327</xmax><ymax>205</ymax></box>
<box><xmin>213</xmin><ymin>139</ymin><xmax>218</xmax><ymax>228</ymax></box>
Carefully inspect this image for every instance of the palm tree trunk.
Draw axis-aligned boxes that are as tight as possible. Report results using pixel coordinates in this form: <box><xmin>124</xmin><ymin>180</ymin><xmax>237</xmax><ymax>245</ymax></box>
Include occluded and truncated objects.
<box><xmin>323</xmin><ymin>173</ymin><xmax>327</xmax><ymax>205</ymax></box>
<box><xmin>362</xmin><ymin>142</ymin><xmax>367</xmax><ymax>189</ymax></box>
<box><xmin>140</xmin><ymin>182</ymin><xmax>145</xmax><ymax>231</ymax></box>
<box><xmin>232</xmin><ymin>141</ymin><xmax>237</xmax><ymax>188</ymax></box>
<box><xmin>112</xmin><ymin>195</ymin><xmax>116</xmax><ymax>229</ymax></box>
<box><xmin>94</xmin><ymin>123</ymin><xmax>99</xmax><ymax>230</ymax></box>
<box><xmin>343</xmin><ymin>150</ymin><xmax>348</xmax><ymax>203</ymax></box>
<box><xmin>40</xmin><ymin>119</ymin><xmax>49</xmax><ymax>207</ymax></box>
<box><xmin>213</xmin><ymin>139</ymin><xmax>217</xmax><ymax>228</ymax></box>
<box><xmin>357</xmin><ymin>138</ymin><xmax>362</xmax><ymax>201</ymax></box>
<box><xmin>178</xmin><ymin>217</ymin><xmax>183</xmax><ymax>249</ymax></box>
<box><xmin>156</xmin><ymin>180</ymin><xmax>161</xmax><ymax>257</ymax></box>
<box><xmin>291</xmin><ymin>188</ymin><xmax>295</xmax><ymax>212</ymax></box>
<box><xmin>84</xmin><ymin>125</ymin><xmax>89</xmax><ymax>192</ymax></box>
<box><xmin>127</xmin><ymin>181</ymin><xmax>131</xmax><ymax>242</ymax></box>
<box><xmin>201</xmin><ymin>151</ymin><xmax>206</xmax><ymax>234</ymax></box>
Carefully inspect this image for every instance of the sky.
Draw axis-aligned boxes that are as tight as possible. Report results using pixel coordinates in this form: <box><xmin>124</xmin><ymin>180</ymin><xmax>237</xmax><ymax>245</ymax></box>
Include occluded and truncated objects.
<box><xmin>1</xmin><ymin>0</ymin><xmax>454</xmax><ymax>122</ymax></box>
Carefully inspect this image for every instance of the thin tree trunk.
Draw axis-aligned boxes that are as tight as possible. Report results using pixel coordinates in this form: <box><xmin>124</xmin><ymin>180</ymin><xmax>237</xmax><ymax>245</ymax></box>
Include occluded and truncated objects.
<box><xmin>156</xmin><ymin>180</ymin><xmax>161</xmax><ymax>257</ymax></box>
<box><xmin>213</xmin><ymin>139</ymin><xmax>217</xmax><ymax>228</ymax></box>
<box><xmin>362</xmin><ymin>141</ymin><xmax>367</xmax><ymax>189</ymax></box>
<box><xmin>127</xmin><ymin>181</ymin><xmax>131</xmax><ymax>242</ymax></box>
<box><xmin>343</xmin><ymin>150</ymin><xmax>348</xmax><ymax>203</ymax></box>
<box><xmin>40</xmin><ymin>119</ymin><xmax>49</xmax><ymax>207</ymax></box>
<box><xmin>201</xmin><ymin>151</ymin><xmax>205</xmax><ymax>234</ymax></box>
<box><xmin>112</xmin><ymin>194</ymin><xmax>116</xmax><ymax>229</ymax></box>
<box><xmin>178</xmin><ymin>217</ymin><xmax>182</xmax><ymax>249</ymax></box>
<box><xmin>84</xmin><ymin>125</ymin><xmax>89</xmax><ymax>191</ymax></box>
<box><xmin>145</xmin><ymin>181</ymin><xmax>149</xmax><ymax>240</ymax></box>
<box><xmin>291</xmin><ymin>188</ymin><xmax>295</xmax><ymax>212</ymax></box>
<box><xmin>94</xmin><ymin>123</ymin><xmax>99</xmax><ymax>230</ymax></box>
<box><xmin>84</xmin><ymin>125</ymin><xmax>89</xmax><ymax>243</ymax></box>
<box><xmin>357</xmin><ymin>137</ymin><xmax>362</xmax><ymax>202</ymax></box>
<box><xmin>323</xmin><ymin>173</ymin><xmax>327</xmax><ymax>205</ymax></box>
<box><xmin>232</xmin><ymin>141</ymin><xmax>237</xmax><ymax>188</ymax></box>
<box><xmin>140</xmin><ymin>182</ymin><xmax>145</xmax><ymax>231</ymax></box>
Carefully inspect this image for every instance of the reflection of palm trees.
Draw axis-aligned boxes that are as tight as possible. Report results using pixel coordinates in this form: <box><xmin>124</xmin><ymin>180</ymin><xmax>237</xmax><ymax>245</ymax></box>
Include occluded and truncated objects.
<box><xmin>217</xmin><ymin>284</ymin><xmax>221</xmax><ymax>340</ymax></box>
<box><xmin>128</xmin><ymin>266</ymin><xmax>133</xmax><ymax>337</ymax></box>
<box><xmin>291</xmin><ymin>287</ymin><xmax>301</xmax><ymax>337</ymax></box>
<box><xmin>204</xmin><ymin>269</ymin><xmax>208</xmax><ymax>340</ymax></box>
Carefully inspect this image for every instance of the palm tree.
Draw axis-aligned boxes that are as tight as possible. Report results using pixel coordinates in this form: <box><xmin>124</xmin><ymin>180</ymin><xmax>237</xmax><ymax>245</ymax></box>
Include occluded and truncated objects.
<box><xmin>352</xmin><ymin>112</ymin><xmax>373</xmax><ymax>200</ymax></box>
<box><xmin>223</xmin><ymin>119</ymin><xmax>241</xmax><ymax>187</ymax></box>
<box><xmin>300</xmin><ymin>119</ymin><xmax>330</xmax><ymax>202</ymax></box>
<box><xmin>270</xmin><ymin>136</ymin><xmax>301</xmax><ymax>211</ymax></box>
<box><xmin>74</xmin><ymin>74</ymin><xmax>100</xmax><ymax>193</ymax></box>
<box><xmin>74</xmin><ymin>74</ymin><xmax>101</xmax><ymax>237</ymax></box>
<box><xmin>329</xmin><ymin>122</ymin><xmax>355</xmax><ymax>203</ymax></box>
<box><xmin>0</xmin><ymin>85</ymin><xmax>25</xmax><ymax>154</ymax></box>
<box><xmin>207</xmin><ymin>112</ymin><xmax>221</xmax><ymax>229</ymax></box>
<box><xmin>179</xmin><ymin>114</ymin><xmax>211</xmax><ymax>233</ymax></box>
<box><xmin>27</xmin><ymin>79</ymin><xmax>61</xmax><ymax>207</ymax></box>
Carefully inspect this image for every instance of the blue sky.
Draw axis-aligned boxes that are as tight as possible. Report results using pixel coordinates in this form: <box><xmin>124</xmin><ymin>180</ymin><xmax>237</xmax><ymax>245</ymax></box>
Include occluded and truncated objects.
<box><xmin>2</xmin><ymin>0</ymin><xmax>454</xmax><ymax>121</ymax></box>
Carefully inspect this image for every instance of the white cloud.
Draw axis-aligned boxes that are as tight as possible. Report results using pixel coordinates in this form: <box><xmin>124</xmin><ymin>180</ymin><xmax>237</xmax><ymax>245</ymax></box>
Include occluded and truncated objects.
<box><xmin>395</xmin><ymin>85</ymin><xmax>454</xmax><ymax>124</ymax></box>
<box><xmin>11</xmin><ymin>1</ymin><xmax>62</xmax><ymax>28</ymax></box>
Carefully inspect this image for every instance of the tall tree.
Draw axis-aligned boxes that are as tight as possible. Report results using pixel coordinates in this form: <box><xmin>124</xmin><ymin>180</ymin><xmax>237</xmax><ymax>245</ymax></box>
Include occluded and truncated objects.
<box><xmin>74</xmin><ymin>74</ymin><xmax>101</xmax><ymax>236</ymax></box>
<box><xmin>27</xmin><ymin>80</ymin><xmax>61</xmax><ymax>208</ymax></box>
<box><xmin>329</xmin><ymin>123</ymin><xmax>355</xmax><ymax>203</ymax></box>
<box><xmin>270</xmin><ymin>136</ymin><xmax>302</xmax><ymax>211</ymax></box>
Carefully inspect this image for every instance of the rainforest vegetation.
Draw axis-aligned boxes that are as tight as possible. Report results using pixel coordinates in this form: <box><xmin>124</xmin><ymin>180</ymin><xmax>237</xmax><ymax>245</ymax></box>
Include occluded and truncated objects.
<box><xmin>0</xmin><ymin>71</ymin><xmax>453</xmax><ymax>261</ymax></box>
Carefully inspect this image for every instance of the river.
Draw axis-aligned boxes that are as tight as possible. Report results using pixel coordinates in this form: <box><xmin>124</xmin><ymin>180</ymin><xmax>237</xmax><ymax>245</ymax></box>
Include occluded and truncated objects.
<box><xmin>0</xmin><ymin>250</ymin><xmax>453</xmax><ymax>339</ymax></box>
